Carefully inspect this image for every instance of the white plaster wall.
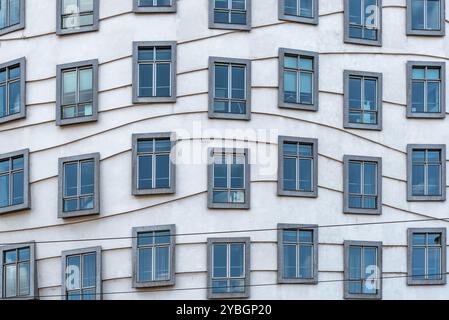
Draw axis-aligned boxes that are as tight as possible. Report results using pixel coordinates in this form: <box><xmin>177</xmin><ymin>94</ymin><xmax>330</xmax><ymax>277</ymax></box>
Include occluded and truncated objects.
<box><xmin>0</xmin><ymin>0</ymin><xmax>448</xmax><ymax>299</ymax></box>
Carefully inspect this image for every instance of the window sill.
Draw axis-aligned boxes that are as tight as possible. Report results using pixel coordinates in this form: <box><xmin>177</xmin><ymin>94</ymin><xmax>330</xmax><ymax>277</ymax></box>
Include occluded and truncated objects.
<box><xmin>56</xmin><ymin>25</ymin><xmax>99</xmax><ymax>36</ymax></box>
<box><xmin>0</xmin><ymin>202</ymin><xmax>31</xmax><ymax>215</ymax></box>
<box><xmin>58</xmin><ymin>207</ymin><xmax>100</xmax><ymax>219</ymax></box>
<box><xmin>133</xmin><ymin>279</ymin><xmax>175</xmax><ymax>288</ymax></box>
<box><xmin>133</xmin><ymin>187</ymin><xmax>175</xmax><ymax>196</ymax></box>
<box><xmin>209</xmin><ymin>23</ymin><xmax>251</xmax><ymax>31</ymax></box>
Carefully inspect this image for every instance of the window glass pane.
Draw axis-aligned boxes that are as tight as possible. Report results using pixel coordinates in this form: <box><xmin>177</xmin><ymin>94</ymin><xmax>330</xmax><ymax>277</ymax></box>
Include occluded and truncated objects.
<box><xmin>213</xmin><ymin>158</ymin><xmax>227</xmax><ymax>188</ymax></box>
<box><xmin>283</xmin><ymin>245</ymin><xmax>296</xmax><ymax>278</ymax></box>
<box><xmin>283</xmin><ymin>230</ymin><xmax>297</xmax><ymax>243</ymax></box>
<box><xmin>284</xmin><ymin>0</ymin><xmax>297</xmax><ymax>15</ymax></box>
<box><xmin>214</xmin><ymin>10</ymin><xmax>229</xmax><ymax>24</ymax></box>
<box><xmin>300</xmin><ymin>0</ymin><xmax>313</xmax><ymax>17</ymax></box>
<box><xmin>412</xmin><ymin>247</ymin><xmax>425</xmax><ymax>279</ymax></box>
<box><xmin>82</xmin><ymin>253</ymin><xmax>96</xmax><ymax>288</ymax></box>
<box><xmin>363</xmin><ymin>247</ymin><xmax>377</xmax><ymax>294</ymax></box>
<box><xmin>283</xmin><ymin>142</ymin><xmax>297</xmax><ymax>156</ymax></box>
<box><xmin>18</xmin><ymin>262</ymin><xmax>29</xmax><ymax>296</ymax></box>
<box><xmin>213</xmin><ymin>244</ymin><xmax>227</xmax><ymax>278</ymax></box>
<box><xmin>411</xmin><ymin>0</ymin><xmax>425</xmax><ymax>30</ymax></box>
<box><xmin>4</xmin><ymin>249</ymin><xmax>17</xmax><ymax>263</ymax></box>
<box><xmin>12</xmin><ymin>156</ymin><xmax>23</xmax><ymax>170</ymax></box>
<box><xmin>79</xmin><ymin>68</ymin><xmax>93</xmax><ymax>103</ymax></box>
<box><xmin>156</xmin><ymin>48</ymin><xmax>171</xmax><ymax>61</ymax></box>
<box><xmin>0</xmin><ymin>159</ymin><xmax>9</xmax><ymax>173</ymax></box>
<box><xmin>155</xmin><ymin>154</ymin><xmax>170</xmax><ymax>188</ymax></box>
<box><xmin>63</xmin><ymin>71</ymin><xmax>77</xmax><ymax>105</ymax></box>
<box><xmin>284</xmin><ymin>56</ymin><xmax>298</xmax><ymax>69</ymax></box>
<box><xmin>154</xmin><ymin>230</ymin><xmax>171</xmax><ymax>244</ymax></box>
<box><xmin>0</xmin><ymin>0</ymin><xmax>7</xmax><ymax>29</ymax></box>
<box><xmin>229</xmin><ymin>190</ymin><xmax>245</xmax><ymax>203</ymax></box>
<box><xmin>284</xmin><ymin>71</ymin><xmax>297</xmax><ymax>103</ymax></box>
<box><xmin>231</xmin><ymin>66</ymin><xmax>245</xmax><ymax>100</ymax></box>
<box><xmin>64</xmin><ymin>199</ymin><xmax>78</xmax><ymax>212</ymax></box>
<box><xmin>212</xmin><ymin>279</ymin><xmax>228</xmax><ymax>293</ymax></box>
<box><xmin>412</xmin><ymin>67</ymin><xmax>425</xmax><ymax>79</ymax></box>
<box><xmin>363</xmin><ymin>163</ymin><xmax>377</xmax><ymax>195</ymax></box>
<box><xmin>215</xmin><ymin>0</ymin><xmax>228</xmax><ymax>9</ymax></box>
<box><xmin>156</xmin><ymin>63</ymin><xmax>171</xmax><ymax>97</ymax></box>
<box><xmin>300</xmin><ymin>72</ymin><xmax>313</xmax><ymax>104</ymax></box>
<box><xmin>0</xmin><ymin>85</ymin><xmax>6</xmax><ymax>118</ymax></box>
<box><xmin>299</xmin><ymin>230</ymin><xmax>313</xmax><ymax>243</ymax></box>
<box><xmin>230</xmin><ymin>12</ymin><xmax>246</xmax><ymax>24</ymax></box>
<box><xmin>412</xmin><ymin>164</ymin><xmax>425</xmax><ymax>195</ymax></box>
<box><xmin>215</xmin><ymin>65</ymin><xmax>229</xmax><ymax>99</ymax></box>
<box><xmin>299</xmin><ymin>245</ymin><xmax>313</xmax><ymax>278</ymax></box>
<box><xmin>138</xmin><ymin>49</ymin><xmax>154</xmax><ymax>61</ymax></box>
<box><xmin>79</xmin><ymin>0</ymin><xmax>94</xmax><ymax>12</ymax></box>
<box><xmin>427</xmin><ymin>82</ymin><xmax>440</xmax><ymax>112</ymax></box>
<box><xmin>412</xmin><ymin>233</ymin><xmax>426</xmax><ymax>245</ymax></box>
<box><xmin>62</xmin><ymin>105</ymin><xmax>76</xmax><ymax>119</ymax></box>
<box><xmin>348</xmin><ymin>162</ymin><xmax>361</xmax><ymax>194</ymax></box>
<box><xmin>138</xmin><ymin>248</ymin><xmax>152</xmax><ymax>282</ymax></box>
<box><xmin>427</xmin><ymin>68</ymin><xmax>440</xmax><ymax>80</ymax></box>
<box><xmin>80</xmin><ymin>196</ymin><xmax>94</xmax><ymax>210</ymax></box>
<box><xmin>67</xmin><ymin>255</ymin><xmax>81</xmax><ymax>290</ymax></box>
<box><xmin>12</xmin><ymin>171</ymin><xmax>24</xmax><ymax>205</ymax></box>
<box><xmin>155</xmin><ymin>246</ymin><xmax>170</xmax><ymax>280</ymax></box>
<box><xmin>299</xmin><ymin>57</ymin><xmax>313</xmax><ymax>70</ymax></box>
<box><xmin>213</xmin><ymin>190</ymin><xmax>229</xmax><ymax>203</ymax></box>
<box><xmin>0</xmin><ymin>174</ymin><xmax>9</xmax><ymax>207</ymax></box>
<box><xmin>64</xmin><ymin>163</ymin><xmax>78</xmax><ymax>197</ymax></box>
<box><xmin>428</xmin><ymin>247</ymin><xmax>441</xmax><ymax>279</ymax></box>
<box><xmin>427</xmin><ymin>0</ymin><xmax>440</xmax><ymax>30</ymax></box>
<box><xmin>232</xmin><ymin>0</ymin><xmax>245</xmax><ymax>10</ymax></box>
<box><xmin>138</xmin><ymin>232</ymin><xmax>154</xmax><ymax>246</ymax></box>
<box><xmin>138</xmin><ymin>140</ymin><xmax>153</xmax><ymax>153</ymax></box>
<box><xmin>412</xmin><ymin>150</ymin><xmax>426</xmax><ymax>162</ymax></box>
<box><xmin>299</xmin><ymin>159</ymin><xmax>312</xmax><ymax>192</ymax></box>
<box><xmin>8</xmin><ymin>66</ymin><xmax>20</xmax><ymax>79</ymax></box>
<box><xmin>18</xmin><ymin>247</ymin><xmax>29</xmax><ymax>261</ymax></box>
<box><xmin>349</xmin><ymin>77</ymin><xmax>362</xmax><ymax>109</ymax></box>
<box><xmin>230</xmin><ymin>162</ymin><xmax>244</xmax><ymax>189</ymax></box>
<box><xmin>428</xmin><ymin>150</ymin><xmax>441</xmax><ymax>162</ymax></box>
<box><xmin>78</xmin><ymin>13</ymin><xmax>93</xmax><ymax>27</ymax></box>
<box><xmin>67</xmin><ymin>291</ymin><xmax>81</xmax><ymax>300</ymax></box>
<box><xmin>8</xmin><ymin>80</ymin><xmax>20</xmax><ymax>114</ymax></box>
<box><xmin>5</xmin><ymin>264</ymin><xmax>17</xmax><ymax>297</ymax></box>
<box><xmin>349</xmin><ymin>0</ymin><xmax>362</xmax><ymax>24</ymax></box>
<box><xmin>82</xmin><ymin>289</ymin><xmax>96</xmax><ymax>300</ymax></box>
<box><xmin>283</xmin><ymin>158</ymin><xmax>297</xmax><ymax>191</ymax></box>
<box><xmin>348</xmin><ymin>247</ymin><xmax>361</xmax><ymax>295</ymax></box>
<box><xmin>428</xmin><ymin>233</ymin><xmax>441</xmax><ymax>245</ymax></box>
<box><xmin>138</xmin><ymin>155</ymin><xmax>152</xmax><ymax>189</ymax></box>
<box><xmin>80</xmin><ymin>161</ymin><xmax>94</xmax><ymax>195</ymax></box>
<box><xmin>298</xmin><ymin>144</ymin><xmax>312</xmax><ymax>157</ymax></box>
<box><xmin>63</xmin><ymin>0</ymin><xmax>78</xmax><ymax>14</ymax></box>
<box><xmin>138</xmin><ymin>64</ymin><xmax>153</xmax><ymax>97</ymax></box>
<box><xmin>427</xmin><ymin>164</ymin><xmax>441</xmax><ymax>195</ymax></box>
<box><xmin>364</xmin><ymin>79</ymin><xmax>377</xmax><ymax>111</ymax></box>
<box><xmin>155</xmin><ymin>139</ymin><xmax>171</xmax><ymax>152</ymax></box>
<box><xmin>230</xmin><ymin>244</ymin><xmax>244</xmax><ymax>277</ymax></box>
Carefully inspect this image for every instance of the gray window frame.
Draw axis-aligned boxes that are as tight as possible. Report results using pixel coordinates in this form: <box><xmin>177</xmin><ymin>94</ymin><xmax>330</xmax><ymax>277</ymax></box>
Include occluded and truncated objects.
<box><xmin>56</xmin><ymin>0</ymin><xmax>99</xmax><ymax>36</ymax></box>
<box><xmin>132</xmin><ymin>41</ymin><xmax>177</xmax><ymax>104</ymax></box>
<box><xmin>407</xmin><ymin>144</ymin><xmax>447</xmax><ymax>201</ymax></box>
<box><xmin>207</xmin><ymin>237</ymin><xmax>250</xmax><ymax>299</ymax></box>
<box><xmin>0</xmin><ymin>241</ymin><xmax>37</xmax><ymax>300</ymax></box>
<box><xmin>343</xmin><ymin>155</ymin><xmax>382</xmax><ymax>215</ymax></box>
<box><xmin>278</xmin><ymin>48</ymin><xmax>319</xmax><ymax>111</ymax></box>
<box><xmin>344</xmin><ymin>70</ymin><xmax>383</xmax><ymax>130</ymax></box>
<box><xmin>132</xmin><ymin>224</ymin><xmax>176</xmax><ymax>288</ymax></box>
<box><xmin>132</xmin><ymin>132</ymin><xmax>176</xmax><ymax>196</ymax></box>
<box><xmin>344</xmin><ymin>0</ymin><xmax>383</xmax><ymax>46</ymax></box>
<box><xmin>56</xmin><ymin>59</ymin><xmax>99</xmax><ymax>126</ymax></box>
<box><xmin>208</xmin><ymin>56</ymin><xmax>251</xmax><ymax>121</ymax></box>
<box><xmin>0</xmin><ymin>149</ymin><xmax>30</xmax><ymax>215</ymax></box>
<box><xmin>58</xmin><ymin>152</ymin><xmax>100</xmax><ymax>218</ymax></box>
<box><xmin>407</xmin><ymin>228</ymin><xmax>447</xmax><ymax>285</ymax></box>
<box><xmin>0</xmin><ymin>0</ymin><xmax>25</xmax><ymax>36</ymax></box>
<box><xmin>207</xmin><ymin>147</ymin><xmax>250</xmax><ymax>210</ymax></box>
<box><xmin>208</xmin><ymin>0</ymin><xmax>251</xmax><ymax>30</ymax></box>
<box><xmin>344</xmin><ymin>240</ymin><xmax>382</xmax><ymax>300</ymax></box>
<box><xmin>406</xmin><ymin>61</ymin><xmax>446</xmax><ymax>119</ymax></box>
<box><xmin>0</xmin><ymin>57</ymin><xmax>26</xmax><ymax>124</ymax></box>
<box><xmin>133</xmin><ymin>0</ymin><xmax>177</xmax><ymax>13</ymax></box>
<box><xmin>277</xmin><ymin>136</ymin><xmax>318</xmax><ymax>198</ymax></box>
<box><xmin>406</xmin><ymin>0</ymin><xmax>445</xmax><ymax>36</ymax></box>
<box><xmin>278</xmin><ymin>0</ymin><xmax>319</xmax><ymax>24</ymax></box>
<box><xmin>277</xmin><ymin>223</ymin><xmax>318</xmax><ymax>284</ymax></box>
<box><xmin>61</xmin><ymin>246</ymin><xmax>102</xmax><ymax>300</ymax></box>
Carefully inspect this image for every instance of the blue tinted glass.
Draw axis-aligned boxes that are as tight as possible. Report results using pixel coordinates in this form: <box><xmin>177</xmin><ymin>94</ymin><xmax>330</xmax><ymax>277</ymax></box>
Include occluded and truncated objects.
<box><xmin>64</xmin><ymin>199</ymin><xmax>78</xmax><ymax>212</ymax></box>
<box><xmin>64</xmin><ymin>163</ymin><xmax>78</xmax><ymax>197</ymax></box>
<box><xmin>80</xmin><ymin>161</ymin><xmax>94</xmax><ymax>195</ymax></box>
<box><xmin>283</xmin><ymin>245</ymin><xmax>296</xmax><ymax>278</ymax></box>
<box><xmin>138</xmin><ymin>140</ymin><xmax>153</xmax><ymax>153</ymax></box>
<box><xmin>155</xmin><ymin>246</ymin><xmax>170</xmax><ymax>280</ymax></box>
<box><xmin>412</xmin><ymin>247</ymin><xmax>425</xmax><ymax>279</ymax></box>
<box><xmin>284</xmin><ymin>0</ymin><xmax>297</xmax><ymax>15</ymax></box>
<box><xmin>283</xmin><ymin>158</ymin><xmax>296</xmax><ymax>191</ymax></box>
<box><xmin>232</xmin><ymin>0</ymin><xmax>245</xmax><ymax>10</ymax></box>
<box><xmin>284</xmin><ymin>71</ymin><xmax>297</xmax><ymax>103</ymax></box>
<box><xmin>4</xmin><ymin>249</ymin><xmax>17</xmax><ymax>263</ymax></box>
<box><xmin>156</xmin><ymin>63</ymin><xmax>170</xmax><ymax>97</ymax></box>
<box><xmin>300</xmin><ymin>0</ymin><xmax>313</xmax><ymax>17</ymax></box>
<box><xmin>139</xmin><ymin>64</ymin><xmax>153</xmax><ymax>97</ymax></box>
<box><xmin>299</xmin><ymin>245</ymin><xmax>312</xmax><ymax>278</ymax></box>
<box><xmin>231</xmin><ymin>66</ymin><xmax>245</xmax><ymax>99</ymax></box>
<box><xmin>299</xmin><ymin>159</ymin><xmax>312</xmax><ymax>192</ymax></box>
<box><xmin>363</xmin><ymin>163</ymin><xmax>377</xmax><ymax>195</ymax></box>
<box><xmin>8</xmin><ymin>66</ymin><xmax>20</xmax><ymax>79</ymax></box>
<box><xmin>213</xmin><ymin>244</ymin><xmax>227</xmax><ymax>278</ymax></box>
<box><xmin>349</xmin><ymin>77</ymin><xmax>362</xmax><ymax>109</ymax></box>
<box><xmin>0</xmin><ymin>174</ymin><xmax>9</xmax><ymax>207</ymax></box>
<box><xmin>8</xmin><ymin>81</ymin><xmax>20</xmax><ymax>114</ymax></box>
<box><xmin>349</xmin><ymin>0</ymin><xmax>362</xmax><ymax>24</ymax></box>
<box><xmin>230</xmin><ymin>12</ymin><xmax>246</xmax><ymax>24</ymax></box>
<box><xmin>80</xmin><ymin>196</ymin><xmax>94</xmax><ymax>210</ymax></box>
<box><xmin>82</xmin><ymin>253</ymin><xmax>96</xmax><ymax>288</ymax></box>
<box><xmin>428</xmin><ymin>247</ymin><xmax>441</xmax><ymax>279</ymax></box>
<box><xmin>155</xmin><ymin>139</ymin><xmax>171</xmax><ymax>152</ymax></box>
<box><xmin>138</xmin><ymin>232</ymin><xmax>154</xmax><ymax>246</ymax></box>
<box><xmin>12</xmin><ymin>171</ymin><xmax>23</xmax><ymax>205</ymax></box>
<box><xmin>230</xmin><ymin>244</ymin><xmax>244</xmax><ymax>277</ymax></box>
<box><xmin>156</xmin><ymin>48</ymin><xmax>171</xmax><ymax>61</ymax></box>
<box><xmin>0</xmin><ymin>85</ymin><xmax>6</xmax><ymax>117</ymax></box>
<box><xmin>427</xmin><ymin>82</ymin><xmax>440</xmax><ymax>112</ymax></box>
<box><xmin>299</xmin><ymin>72</ymin><xmax>312</xmax><ymax>103</ymax></box>
<box><xmin>427</xmin><ymin>0</ymin><xmax>440</xmax><ymax>30</ymax></box>
<box><xmin>348</xmin><ymin>162</ymin><xmax>361</xmax><ymax>194</ymax></box>
<box><xmin>138</xmin><ymin>49</ymin><xmax>154</xmax><ymax>61</ymax></box>
<box><xmin>155</xmin><ymin>154</ymin><xmax>170</xmax><ymax>188</ymax></box>
<box><xmin>348</xmin><ymin>247</ymin><xmax>361</xmax><ymax>281</ymax></box>
<box><xmin>412</xmin><ymin>164</ymin><xmax>425</xmax><ymax>195</ymax></box>
<box><xmin>138</xmin><ymin>248</ymin><xmax>152</xmax><ymax>282</ymax></box>
<box><xmin>283</xmin><ymin>230</ymin><xmax>297</xmax><ymax>243</ymax></box>
<box><xmin>155</xmin><ymin>230</ymin><xmax>171</xmax><ymax>244</ymax></box>
<box><xmin>427</xmin><ymin>165</ymin><xmax>441</xmax><ymax>195</ymax></box>
<box><xmin>214</xmin><ymin>11</ymin><xmax>229</xmax><ymax>23</ymax></box>
<box><xmin>230</xmin><ymin>163</ymin><xmax>244</xmax><ymax>188</ymax></box>
<box><xmin>412</xmin><ymin>0</ymin><xmax>425</xmax><ymax>29</ymax></box>
<box><xmin>215</xmin><ymin>0</ymin><xmax>228</xmax><ymax>9</ymax></box>
<box><xmin>138</xmin><ymin>155</ymin><xmax>152</xmax><ymax>189</ymax></box>
<box><xmin>364</xmin><ymin>79</ymin><xmax>377</xmax><ymax>111</ymax></box>
<box><xmin>215</xmin><ymin>65</ymin><xmax>229</xmax><ymax>99</ymax></box>
<box><xmin>299</xmin><ymin>230</ymin><xmax>313</xmax><ymax>243</ymax></box>
<box><xmin>214</xmin><ymin>160</ymin><xmax>227</xmax><ymax>188</ymax></box>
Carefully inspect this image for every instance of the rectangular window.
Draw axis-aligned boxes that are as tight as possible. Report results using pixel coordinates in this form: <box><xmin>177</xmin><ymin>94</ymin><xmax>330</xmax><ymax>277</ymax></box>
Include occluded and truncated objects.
<box><xmin>0</xmin><ymin>149</ymin><xmax>29</xmax><ymax>215</ymax></box>
<box><xmin>133</xmin><ymin>41</ymin><xmax>177</xmax><ymax>103</ymax></box>
<box><xmin>407</xmin><ymin>145</ymin><xmax>446</xmax><ymax>201</ymax></box>
<box><xmin>345</xmin><ymin>0</ymin><xmax>382</xmax><ymax>46</ymax></box>
<box><xmin>207</xmin><ymin>237</ymin><xmax>250</xmax><ymax>299</ymax></box>
<box><xmin>56</xmin><ymin>60</ymin><xmax>98</xmax><ymax>126</ymax></box>
<box><xmin>56</xmin><ymin>0</ymin><xmax>99</xmax><ymax>35</ymax></box>
<box><xmin>209</xmin><ymin>0</ymin><xmax>251</xmax><ymax>30</ymax></box>
<box><xmin>279</xmin><ymin>0</ymin><xmax>318</xmax><ymax>24</ymax></box>
<box><xmin>0</xmin><ymin>0</ymin><xmax>24</xmax><ymax>36</ymax></box>
<box><xmin>278</xmin><ymin>136</ymin><xmax>318</xmax><ymax>197</ymax></box>
<box><xmin>0</xmin><ymin>57</ymin><xmax>26</xmax><ymax>124</ymax></box>
<box><xmin>407</xmin><ymin>0</ymin><xmax>445</xmax><ymax>36</ymax></box>
<box><xmin>208</xmin><ymin>148</ymin><xmax>250</xmax><ymax>209</ymax></box>
<box><xmin>344</xmin><ymin>70</ymin><xmax>382</xmax><ymax>130</ymax></box>
<box><xmin>279</xmin><ymin>48</ymin><xmax>319</xmax><ymax>111</ymax></box>
<box><xmin>407</xmin><ymin>228</ymin><xmax>446</xmax><ymax>285</ymax></box>
<box><xmin>132</xmin><ymin>225</ymin><xmax>176</xmax><ymax>288</ymax></box>
<box><xmin>0</xmin><ymin>242</ymin><xmax>37</xmax><ymax>299</ymax></box>
<box><xmin>62</xmin><ymin>247</ymin><xmax>102</xmax><ymax>300</ymax></box>
<box><xmin>208</xmin><ymin>57</ymin><xmax>251</xmax><ymax>120</ymax></box>
<box><xmin>344</xmin><ymin>240</ymin><xmax>382</xmax><ymax>299</ymax></box>
<box><xmin>58</xmin><ymin>153</ymin><xmax>100</xmax><ymax>218</ymax></box>
<box><xmin>277</xmin><ymin>224</ymin><xmax>318</xmax><ymax>284</ymax></box>
<box><xmin>132</xmin><ymin>132</ymin><xmax>176</xmax><ymax>195</ymax></box>
<box><xmin>407</xmin><ymin>61</ymin><xmax>446</xmax><ymax>118</ymax></box>
<box><xmin>344</xmin><ymin>155</ymin><xmax>382</xmax><ymax>215</ymax></box>
<box><xmin>133</xmin><ymin>0</ymin><xmax>176</xmax><ymax>12</ymax></box>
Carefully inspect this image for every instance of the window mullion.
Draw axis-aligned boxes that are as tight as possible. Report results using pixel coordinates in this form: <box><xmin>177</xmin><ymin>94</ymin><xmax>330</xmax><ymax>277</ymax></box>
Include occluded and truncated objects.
<box><xmin>228</xmin><ymin>65</ymin><xmax>232</xmax><ymax>113</ymax></box>
<box><xmin>152</xmin><ymin>139</ymin><xmax>156</xmax><ymax>189</ymax></box>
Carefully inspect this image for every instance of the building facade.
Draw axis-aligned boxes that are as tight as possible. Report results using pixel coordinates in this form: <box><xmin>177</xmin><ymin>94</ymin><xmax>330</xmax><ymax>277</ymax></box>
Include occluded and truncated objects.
<box><xmin>0</xmin><ymin>0</ymin><xmax>448</xmax><ymax>300</ymax></box>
